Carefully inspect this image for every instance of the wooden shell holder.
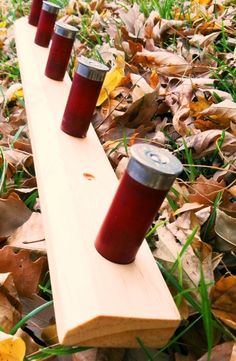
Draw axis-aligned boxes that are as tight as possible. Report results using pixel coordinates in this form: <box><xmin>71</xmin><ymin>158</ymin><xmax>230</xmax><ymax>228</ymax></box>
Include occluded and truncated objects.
<box><xmin>14</xmin><ymin>17</ymin><xmax>180</xmax><ymax>348</ymax></box>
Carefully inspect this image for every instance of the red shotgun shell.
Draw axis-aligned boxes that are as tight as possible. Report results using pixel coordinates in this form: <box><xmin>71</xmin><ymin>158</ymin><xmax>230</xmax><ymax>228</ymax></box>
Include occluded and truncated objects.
<box><xmin>28</xmin><ymin>0</ymin><xmax>43</xmax><ymax>26</ymax></box>
<box><xmin>61</xmin><ymin>56</ymin><xmax>109</xmax><ymax>138</ymax></box>
<box><xmin>45</xmin><ymin>22</ymin><xmax>78</xmax><ymax>81</ymax></box>
<box><xmin>34</xmin><ymin>1</ymin><xmax>60</xmax><ymax>48</ymax></box>
<box><xmin>95</xmin><ymin>144</ymin><xmax>183</xmax><ymax>264</ymax></box>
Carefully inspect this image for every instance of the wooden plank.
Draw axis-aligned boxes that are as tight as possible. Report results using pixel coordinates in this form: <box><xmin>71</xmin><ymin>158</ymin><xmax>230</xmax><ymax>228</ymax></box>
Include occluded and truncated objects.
<box><xmin>14</xmin><ymin>17</ymin><xmax>180</xmax><ymax>348</ymax></box>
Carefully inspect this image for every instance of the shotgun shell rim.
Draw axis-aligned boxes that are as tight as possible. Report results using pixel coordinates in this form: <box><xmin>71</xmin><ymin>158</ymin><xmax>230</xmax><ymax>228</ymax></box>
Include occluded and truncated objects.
<box><xmin>55</xmin><ymin>22</ymin><xmax>78</xmax><ymax>39</ymax></box>
<box><xmin>42</xmin><ymin>1</ymin><xmax>60</xmax><ymax>14</ymax></box>
<box><xmin>76</xmin><ymin>56</ymin><xmax>109</xmax><ymax>82</ymax></box>
<box><xmin>127</xmin><ymin>144</ymin><xmax>183</xmax><ymax>190</ymax></box>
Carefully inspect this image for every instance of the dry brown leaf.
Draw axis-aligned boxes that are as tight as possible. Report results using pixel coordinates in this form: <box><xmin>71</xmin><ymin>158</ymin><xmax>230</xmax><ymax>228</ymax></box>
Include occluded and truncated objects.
<box><xmin>190</xmin><ymin>96</ymin><xmax>213</xmax><ymax>116</ymax></box>
<box><xmin>214</xmin><ymin>209</ymin><xmax>236</xmax><ymax>252</ymax></box>
<box><xmin>197</xmin><ymin>342</ymin><xmax>236</xmax><ymax>361</ymax></box>
<box><xmin>21</xmin><ymin>295</ymin><xmax>54</xmax><ymax>341</ymax></box>
<box><xmin>174</xmin><ymin>202</ymin><xmax>204</xmax><ymax>215</ymax></box>
<box><xmin>197</xmin><ymin>99</ymin><xmax>236</xmax><ymax>129</ymax></box>
<box><xmin>130</xmin><ymin>73</ymin><xmax>154</xmax><ymax>102</ymax></box>
<box><xmin>178</xmin><ymin>130</ymin><xmax>236</xmax><ymax>157</ymax></box>
<box><xmin>4</xmin><ymin>149</ymin><xmax>32</xmax><ymax>168</ymax></box>
<box><xmin>0</xmin><ymin>246</ymin><xmax>47</xmax><ymax>297</ymax></box>
<box><xmin>211</xmin><ymin>276</ymin><xmax>236</xmax><ymax>330</ymax></box>
<box><xmin>12</xmin><ymin>140</ymin><xmax>32</xmax><ymax>155</ymax></box>
<box><xmin>119</xmin><ymin>3</ymin><xmax>145</xmax><ymax>38</ymax></box>
<box><xmin>188</xmin><ymin>175</ymin><xmax>225</xmax><ymax>205</ymax></box>
<box><xmin>0</xmin><ymin>193</ymin><xmax>31</xmax><ymax>241</ymax></box>
<box><xmin>128</xmin><ymin>39</ymin><xmax>143</xmax><ymax>56</ymax></box>
<box><xmin>152</xmin><ymin>19</ymin><xmax>186</xmax><ymax>40</ymax></box>
<box><xmin>133</xmin><ymin>49</ymin><xmax>188</xmax><ymax>66</ymax></box>
<box><xmin>189</xmin><ymin>32</ymin><xmax>220</xmax><ymax>49</ymax></box>
<box><xmin>154</xmin><ymin>223</ymin><xmax>213</xmax><ymax>295</ymax></box>
<box><xmin>7</xmin><ymin>212</ymin><xmax>46</xmax><ymax>254</ymax></box>
<box><xmin>228</xmin><ymin>185</ymin><xmax>236</xmax><ymax>197</ymax></box>
<box><xmin>197</xmin><ymin>88</ymin><xmax>233</xmax><ymax>102</ymax></box>
<box><xmin>0</xmin><ymin>273</ymin><xmax>21</xmax><ymax>333</ymax></box>
<box><xmin>172</xmin><ymin>105</ymin><xmax>190</xmax><ymax>136</ymax></box>
<box><xmin>149</xmin><ymin>69</ymin><xmax>159</xmax><ymax>89</ymax></box>
<box><xmin>133</xmin><ymin>49</ymin><xmax>192</xmax><ymax>76</ymax></box>
<box><xmin>115</xmin><ymin>91</ymin><xmax>167</xmax><ymax>128</ymax></box>
<box><xmin>194</xmin><ymin>206</ymin><xmax>211</xmax><ymax>225</ymax></box>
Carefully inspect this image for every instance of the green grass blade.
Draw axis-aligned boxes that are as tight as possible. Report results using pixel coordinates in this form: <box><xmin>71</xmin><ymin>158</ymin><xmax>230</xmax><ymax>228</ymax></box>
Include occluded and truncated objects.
<box><xmin>145</xmin><ymin>220</ymin><xmax>167</xmax><ymax>239</ymax></box>
<box><xmin>0</xmin><ymin>147</ymin><xmax>8</xmax><ymax>195</ymax></box>
<box><xmin>153</xmin><ymin>315</ymin><xmax>202</xmax><ymax>359</ymax></box>
<box><xmin>25</xmin><ymin>344</ymin><xmax>91</xmax><ymax>360</ymax></box>
<box><xmin>10</xmin><ymin>300</ymin><xmax>53</xmax><ymax>335</ymax></box>
<box><xmin>157</xmin><ymin>261</ymin><xmax>201</xmax><ymax>313</ymax></box>
<box><xmin>169</xmin><ymin>226</ymin><xmax>199</xmax><ymax>276</ymax></box>
<box><xmin>201</xmin><ymin>191</ymin><xmax>222</xmax><ymax>242</ymax></box>
<box><xmin>199</xmin><ymin>266</ymin><xmax>213</xmax><ymax>361</ymax></box>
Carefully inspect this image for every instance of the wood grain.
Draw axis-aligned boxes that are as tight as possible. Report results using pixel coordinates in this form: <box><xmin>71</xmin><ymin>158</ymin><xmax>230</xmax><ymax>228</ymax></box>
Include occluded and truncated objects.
<box><xmin>14</xmin><ymin>17</ymin><xmax>180</xmax><ymax>347</ymax></box>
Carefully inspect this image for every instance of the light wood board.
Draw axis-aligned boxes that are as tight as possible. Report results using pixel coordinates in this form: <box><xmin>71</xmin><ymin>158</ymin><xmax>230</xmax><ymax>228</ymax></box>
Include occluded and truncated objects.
<box><xmin>14</xmin><ymin>17</ymin><xmax>180</xmax><ymax>347</ymax></box>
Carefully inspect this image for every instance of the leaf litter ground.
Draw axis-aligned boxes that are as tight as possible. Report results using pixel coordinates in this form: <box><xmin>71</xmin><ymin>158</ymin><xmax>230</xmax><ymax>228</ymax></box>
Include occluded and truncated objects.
<box><xmin>0</xmin><ymin>0</ymin><xmax>236</xmax><ymax>360</ymax></box>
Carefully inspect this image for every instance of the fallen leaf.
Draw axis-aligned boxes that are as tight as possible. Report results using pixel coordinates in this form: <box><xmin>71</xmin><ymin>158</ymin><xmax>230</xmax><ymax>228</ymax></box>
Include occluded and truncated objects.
<box><xmin>197</xmin><ymin>99</ymin><xmax>236</xmax><ymax>129</ymax></box>
<box><xmin>152</xmin><ymin>18</ymin><xmax>186</xmax><ymax>40</ymax></box>
<box><xmin>228</xmin><ymin>185</ymin><xmax>236</xmax><ymax>197</ymax></box>
<box><xmin>211</xmin><ymin>276</ymin><xmax>236</xmax><ymax>330</ymax></box>
<box><xmin>133</xmin><ymin>49</ymin><xmax>192</xmax><ymax>76</ymax></box>
<box><xmin>21</xmin><ymin>295</ymin><xmax>54</xmax><ymax>341</ymax></box>
<box><xmin>96</xmin><ymin>56</ymin><xmax>125</xmax><ymax>106</ymax></box>
<box><xmin>154</xmin><ymin>224</ymin><xmax>211</xmax><ymax>297</ymax></box>
<box><xmin>177</xmin><ymin>130</ymin><xmax>236</xmax><ymax>157</ymax></box>
<box><xmin>128</xmin><ymin>39</ymin><xmax>143</xmax><ymax>56</ymax></box>
<box><xmin>0</xmin><ymin>246</ymin><xmax>48</xmax><ymax>297</ymax></box>
<box><xmin>190</xmin><ymin>96</ymin><xmax>213</xmax><ymax>116</ymax></box>
<box><xmin>3</xmin><ymin>149</ymin><xmax>32</xmax><ymax>168</ymax></box>
<box><xmin>197</xmin><ymin>341</ymin><xmax>236</xmax><ymax>361</ymax></box>
<box><xmin>0</xmin><ymin>193</ymin><xmax>31</xmax><ymax>241</ymax></box>
<box><xmin>172</xmin><ymin>105</ymin><xmax>191</xmax><ymax>136</ymax></box>
<box><xmin>214</xmin><ymin>209</ymin><xmax>236</xmax><ymax>252</ymax></box>
<box><xmin>189</xmin><ymin>32</ymin><xmax>220</xmax><ymax>49</ymax></box>
<box><xmin>119</xmin><ymin>3</ymin><xmax>145</xmax><ymax>38</ymax></box>
<box><xmin>174</xmin><ymin>202</ymin><xmax>204</xmax><ymax>215</ymax></box>
<box><xmin>197</xmin><ymin>87</ymin><xmax>233</xmax><ymax>102</ymax></box>
<box><xmin>194</xmin><ymin>206</ymin><xmax>211</xmax><ymax>225</ymax></box>
<box><xmin>7</xmin><ymin>212</ymin><xmax>46</xmax><ymax>254</ymax></box>
<box><xmin>130</xmin><ymin>73</ymin><xmax>154</xmax><ymax>102</ymax></box>
<box><xmin>0</xmin><ymin>273</ymin><xmax>21</xmax><ymax>333</ymax></box>
<box><xmin>115</xmin><ymin>91</ymin><xmax>167</xmax><ymax>128</ymax></box>
<box><xmin>149</xmin><ymin>69</ymin><xmax>159</xmax><ymax>89</ymax></box>
<box><xmin>5</xmin><ymin>83</ymin><xmax>23</xmax><ymax>102</ymax></box>
<box><xmin>0</xmin><ymin>331</ymin><xmax>25</xmax><ymax>361</ymax></box>
<box><xmin>188</xmin><ymin>175</ymin><xmax>225</xmax><ymax>205</ymax></box>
